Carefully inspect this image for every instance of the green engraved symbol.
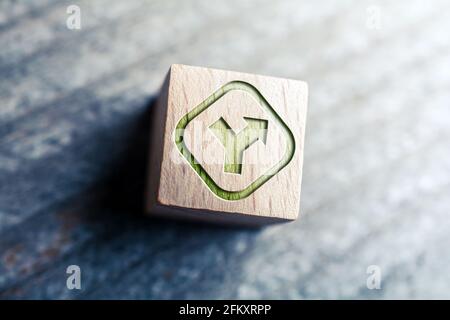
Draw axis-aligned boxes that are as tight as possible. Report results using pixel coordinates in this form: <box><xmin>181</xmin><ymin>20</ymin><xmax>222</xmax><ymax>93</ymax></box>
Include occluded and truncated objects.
<box><xmin>174</xmin><ymin>81</ymin><xmax>295</xmax><ymax>201</ymax></box>
<box><xmin>209</xmin><ymin>117</ymin><xmax>268</xmax><ymax>174</ymax></box>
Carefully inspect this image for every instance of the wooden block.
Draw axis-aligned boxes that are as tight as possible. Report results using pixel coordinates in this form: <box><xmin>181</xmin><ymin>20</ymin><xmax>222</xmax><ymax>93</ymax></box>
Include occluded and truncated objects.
<box><xmin>146</xmin><ymin>64</ymin><xmax>308</xmax><ymax>226</ymax></box>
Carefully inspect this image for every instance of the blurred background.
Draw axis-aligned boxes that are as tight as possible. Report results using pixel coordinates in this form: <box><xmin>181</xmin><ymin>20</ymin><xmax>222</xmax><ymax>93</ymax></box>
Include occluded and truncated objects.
<box><xmin>0</xmin><ymin>0</ymin><xmax>449</xmax><ymax>299</ymax></box>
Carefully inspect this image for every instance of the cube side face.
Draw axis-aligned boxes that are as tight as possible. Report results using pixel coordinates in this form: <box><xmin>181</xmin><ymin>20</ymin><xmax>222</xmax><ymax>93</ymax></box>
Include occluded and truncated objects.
<box><xmin>155</xmin><ymin>64</ymin><xmax>308</xmax><ymax>222</ymax></box>
<box><xmin>146</xmin><ymin>71</ymin><xmax>171</xmax><ymax>212</ymax></box>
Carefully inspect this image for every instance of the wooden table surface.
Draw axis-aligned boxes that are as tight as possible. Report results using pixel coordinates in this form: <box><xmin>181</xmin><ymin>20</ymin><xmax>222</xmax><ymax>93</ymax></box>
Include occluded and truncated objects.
<box><xmin>1</xmin><ymin>0</ymin><xmax>449</xmax><ymax>299</ymax></box>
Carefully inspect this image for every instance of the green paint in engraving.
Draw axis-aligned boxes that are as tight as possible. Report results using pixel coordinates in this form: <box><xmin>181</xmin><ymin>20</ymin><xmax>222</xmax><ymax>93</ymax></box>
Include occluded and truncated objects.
<box><xmin>174</xmin><ymin>81</ymin><xmax>295</xmax><ymax>201</ymax></box>
<box><xmin>209</xmin><ymin>116</ymin><xmax>268</xmax><ymax>174</ymax></box>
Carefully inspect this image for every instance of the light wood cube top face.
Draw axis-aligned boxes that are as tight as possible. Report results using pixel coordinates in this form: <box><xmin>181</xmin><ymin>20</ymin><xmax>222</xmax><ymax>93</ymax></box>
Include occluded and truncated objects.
<box><xmin>153</xmin><ymin>64</ymin><xmax>308</xmax><ymax>222</ymax></box>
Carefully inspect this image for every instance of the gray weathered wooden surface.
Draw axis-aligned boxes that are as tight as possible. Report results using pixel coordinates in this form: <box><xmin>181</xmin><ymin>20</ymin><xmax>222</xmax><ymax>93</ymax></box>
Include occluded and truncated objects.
<box><xmin>1</xmin><ymin>0</ymin><xmax>449</xmax><ymax>299</ymax></box>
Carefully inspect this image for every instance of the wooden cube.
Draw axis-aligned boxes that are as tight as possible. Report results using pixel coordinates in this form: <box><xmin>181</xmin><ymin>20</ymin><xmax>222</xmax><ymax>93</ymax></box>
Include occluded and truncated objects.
<box><xmin>146</xmin><ymin>64</ymin><xmax>308</xmax><ymax>226</ymax></box>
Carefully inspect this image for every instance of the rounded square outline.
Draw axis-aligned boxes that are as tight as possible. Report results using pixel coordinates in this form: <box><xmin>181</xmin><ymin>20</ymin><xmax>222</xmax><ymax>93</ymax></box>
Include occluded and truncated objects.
<box><xmin>174</xmin><ymin>80</ymin><xmax>296</xmax><ymax>201</ymax></box>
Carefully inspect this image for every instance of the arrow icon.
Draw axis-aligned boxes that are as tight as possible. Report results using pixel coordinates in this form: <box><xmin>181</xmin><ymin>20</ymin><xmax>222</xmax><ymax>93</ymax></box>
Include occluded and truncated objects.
<box><xmin>209</xmin><ymin>116</ymin><xmax>268</xmax><ymax>174</ymax></box>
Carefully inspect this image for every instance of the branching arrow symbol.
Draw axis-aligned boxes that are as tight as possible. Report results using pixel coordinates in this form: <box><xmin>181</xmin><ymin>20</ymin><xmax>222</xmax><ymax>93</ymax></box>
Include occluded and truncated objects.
<box><xmin>209</xmin><ymin>116</ymin><xmax>268</xmax><ymax>174</ymax></box>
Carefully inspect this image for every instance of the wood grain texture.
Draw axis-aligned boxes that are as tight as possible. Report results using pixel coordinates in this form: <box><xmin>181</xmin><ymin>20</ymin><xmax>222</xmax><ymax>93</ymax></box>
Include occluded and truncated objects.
<box><xmin>147</xmin><ymin>64</ymin><xmax>307</xmax><ymax>225</ymax></box>
<box><xmin>0</xmin><ymin>0</ymin><xmax>450</xmax><ymax>299</ymax></box>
